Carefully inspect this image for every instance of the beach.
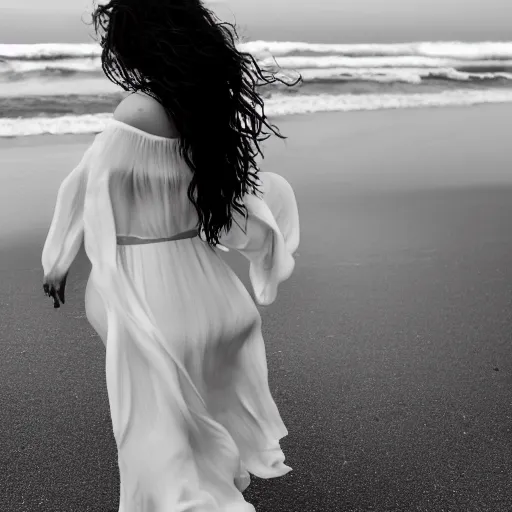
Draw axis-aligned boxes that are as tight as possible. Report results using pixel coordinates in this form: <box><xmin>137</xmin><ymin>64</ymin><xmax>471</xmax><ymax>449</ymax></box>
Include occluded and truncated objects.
<box><xmin>1</xmin><ymin>104</ymin><xmax>512</xmax><ymax>511</ymax></box>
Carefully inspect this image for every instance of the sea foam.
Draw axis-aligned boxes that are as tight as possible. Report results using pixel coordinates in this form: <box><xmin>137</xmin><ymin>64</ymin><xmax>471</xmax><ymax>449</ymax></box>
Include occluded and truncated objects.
<box><xmin>2</xmin><ymin>89</ymin><xmax>512</xmax><ymax>138</ymax></box>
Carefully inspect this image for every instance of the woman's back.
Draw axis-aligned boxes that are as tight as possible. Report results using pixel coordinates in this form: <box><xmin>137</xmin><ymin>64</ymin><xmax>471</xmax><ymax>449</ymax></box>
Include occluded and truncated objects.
<box><xmin>103</xmin><ymin>119</ymin><xmax>199</xmax><ymax>240</ymax></box>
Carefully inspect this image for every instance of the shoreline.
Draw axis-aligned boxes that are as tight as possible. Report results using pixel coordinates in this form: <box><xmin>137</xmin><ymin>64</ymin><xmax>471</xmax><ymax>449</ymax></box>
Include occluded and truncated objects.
<box><xmin>1</xmin><ymin>101</ymin><xmax>511</xmax><ymax>148</ymax></box>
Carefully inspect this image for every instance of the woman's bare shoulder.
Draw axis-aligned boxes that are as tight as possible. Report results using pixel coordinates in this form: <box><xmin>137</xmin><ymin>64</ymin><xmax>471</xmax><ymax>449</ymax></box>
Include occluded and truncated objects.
<box><xmin>113</xmin><ymin>92</ymin><xmax>179</xmax><ymax>139</ymax></box>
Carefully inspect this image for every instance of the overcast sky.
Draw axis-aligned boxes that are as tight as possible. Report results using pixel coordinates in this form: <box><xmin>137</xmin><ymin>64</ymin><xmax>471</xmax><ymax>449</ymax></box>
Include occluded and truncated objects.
<box><xmin>1</xmin><ymin>0</ymin><xmax>511</xmax><ymax>43</ymax></box>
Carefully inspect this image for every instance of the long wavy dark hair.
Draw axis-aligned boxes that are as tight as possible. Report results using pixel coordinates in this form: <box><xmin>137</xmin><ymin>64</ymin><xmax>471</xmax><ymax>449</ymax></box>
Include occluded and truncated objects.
<box><xmin>90</xmin><ymin>0</ymin><xmax>301</xmax><ymax>249</ymax></box>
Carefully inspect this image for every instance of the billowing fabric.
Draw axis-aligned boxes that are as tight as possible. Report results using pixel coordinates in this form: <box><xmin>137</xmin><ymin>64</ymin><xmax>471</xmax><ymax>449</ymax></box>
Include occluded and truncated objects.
<box><xmin>42</xmin><ymin>119</ymin><xmax>300</xmax><ymax>512</ymax></box>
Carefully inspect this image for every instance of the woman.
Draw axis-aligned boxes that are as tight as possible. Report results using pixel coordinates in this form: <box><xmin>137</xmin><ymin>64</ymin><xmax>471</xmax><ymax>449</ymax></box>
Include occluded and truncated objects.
<box><xmin>42</xmin><ymin>1</ymin><xmax>301</xmax><ymax>510</ymax></box>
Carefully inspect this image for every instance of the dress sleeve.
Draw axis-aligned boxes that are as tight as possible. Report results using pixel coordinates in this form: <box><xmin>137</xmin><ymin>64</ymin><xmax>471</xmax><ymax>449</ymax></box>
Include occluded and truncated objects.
<box><xmin>217</xmin><ymin>172</ymin><xmax>300</xmax><ymax>306</ymax></box>
<box><xmin>42</xmin><ymin>146</ymin><xmax>92</xmax><ymax>281</ymax></box>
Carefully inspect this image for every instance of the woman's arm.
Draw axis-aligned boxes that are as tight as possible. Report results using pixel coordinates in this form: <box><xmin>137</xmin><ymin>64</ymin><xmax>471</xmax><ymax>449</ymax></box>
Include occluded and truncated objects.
<box><xmin>42</xmin><ymin>149</ymin><xmax>91</xmax><ymax>307</ymax></box>
<box><xmin>217</xmin><ymin>173</ymin><xmax>300</xmax><ymax>306</ymax></box>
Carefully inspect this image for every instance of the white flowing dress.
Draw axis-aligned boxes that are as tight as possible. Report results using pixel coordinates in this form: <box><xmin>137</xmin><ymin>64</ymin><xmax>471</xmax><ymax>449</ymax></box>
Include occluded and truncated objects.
<box><xmin>41</xmin><ymin>119</ymin><xmax>300</xmax><ymax>512</ymax></box>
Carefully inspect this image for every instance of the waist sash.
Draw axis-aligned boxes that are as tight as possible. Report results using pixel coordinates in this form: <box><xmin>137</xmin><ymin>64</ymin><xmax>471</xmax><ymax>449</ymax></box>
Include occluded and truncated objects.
<box><xmin>116</xmin><ymin>229</ymin><xmax>199</xmax><ymax>246</ymax></box>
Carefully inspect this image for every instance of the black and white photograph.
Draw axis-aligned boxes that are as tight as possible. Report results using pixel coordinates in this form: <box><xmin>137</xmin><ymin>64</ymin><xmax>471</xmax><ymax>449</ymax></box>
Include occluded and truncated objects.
<box><xmin>1</xmin><ymin>0</ymin><xmax>511</xmax><ymax>510</ymax></box>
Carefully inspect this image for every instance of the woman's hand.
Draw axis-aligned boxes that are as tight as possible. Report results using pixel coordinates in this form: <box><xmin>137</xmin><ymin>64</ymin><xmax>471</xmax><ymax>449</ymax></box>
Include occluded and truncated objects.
<box><xmin>43</xmin><ymin>272</ymin><xmax>68</xmax><ymax>309</ymax></box>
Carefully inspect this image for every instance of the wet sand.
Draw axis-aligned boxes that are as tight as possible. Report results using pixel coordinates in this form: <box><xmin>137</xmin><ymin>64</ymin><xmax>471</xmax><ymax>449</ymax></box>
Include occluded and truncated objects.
<box><xmin>1</xmin><ymin>105</ymin><xmax>512</xmax><ymax>511</ymax></box>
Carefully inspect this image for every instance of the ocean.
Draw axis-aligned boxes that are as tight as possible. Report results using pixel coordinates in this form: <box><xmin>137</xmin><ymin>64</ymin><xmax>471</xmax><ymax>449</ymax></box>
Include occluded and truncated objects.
<box><xmin>2</xmin><ymin>39</ymin><xmax>512</xmax><ymax>138</ymax></box>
